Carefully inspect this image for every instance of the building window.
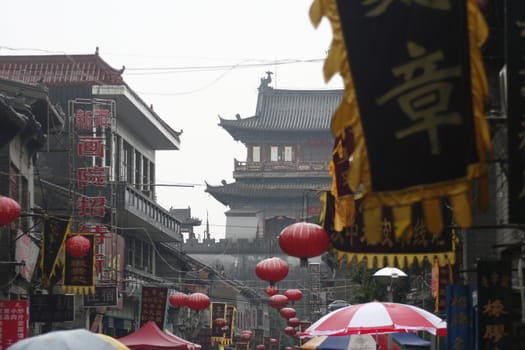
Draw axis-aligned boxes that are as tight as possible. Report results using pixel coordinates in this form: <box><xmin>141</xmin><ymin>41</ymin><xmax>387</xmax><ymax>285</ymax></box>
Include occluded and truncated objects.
<box><xmin>270</xmin><ymin>146</ymin><xmax>279</xmax><ymax>162</ymax></box>
<box><xmin>284</xmin><ymin>146</ymin><xmax>293</xmax><ymax>162</ymax></box>
<box><xmin>252</xmin><ymin>146</ymin><xmax>260</xmax><ymax>162</ymax></box>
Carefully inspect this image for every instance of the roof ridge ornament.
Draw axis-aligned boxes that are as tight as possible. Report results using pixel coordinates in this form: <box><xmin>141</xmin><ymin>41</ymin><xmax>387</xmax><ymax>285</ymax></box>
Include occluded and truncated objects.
<box><xmin>258</xmin><ymin>71</ymin><xmax>273</xmax><ymax>91</ymax></box>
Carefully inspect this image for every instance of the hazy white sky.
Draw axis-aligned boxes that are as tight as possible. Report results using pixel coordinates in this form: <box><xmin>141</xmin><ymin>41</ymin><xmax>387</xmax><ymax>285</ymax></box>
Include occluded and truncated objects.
<box><xmin>2</xmin><ymin>0</ymin><xmax>343</xmax><ymax>239</ymax></box>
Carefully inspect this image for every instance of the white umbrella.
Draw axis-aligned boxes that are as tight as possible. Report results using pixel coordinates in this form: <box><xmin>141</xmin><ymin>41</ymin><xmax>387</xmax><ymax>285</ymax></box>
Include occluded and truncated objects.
<box><xmin>373</xmin><ymin>267</ymin><xmax>407</xmax><ymax>302</ymax></box>
<box><xmin>8</xmin><ymin>329</ymin><xmax>122</xmax><ymax>350</ymax></box>
<box><xmin>373</xmin><ymin>267</ymin><xmax>407</xmax><ymax>278</ymax></box>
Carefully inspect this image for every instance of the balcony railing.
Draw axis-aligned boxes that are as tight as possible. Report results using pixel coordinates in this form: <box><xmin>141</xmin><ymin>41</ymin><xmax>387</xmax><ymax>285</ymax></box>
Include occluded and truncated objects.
<box><xmin>116</xmin><ymin>182</ymin><xmax>182</xmax><ymax>242</ymax></box>
<box><xmin>233</xmin><ymin>159</ymin><xmax>329</xmax><ymax>174</ymax></box>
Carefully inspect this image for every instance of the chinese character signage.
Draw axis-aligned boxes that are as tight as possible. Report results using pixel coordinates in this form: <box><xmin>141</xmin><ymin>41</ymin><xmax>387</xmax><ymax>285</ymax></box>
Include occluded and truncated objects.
<box><xmin>477</xmin><ymin>260</ymin><xmax>511</xmax><ymax>349</ymax></box>
<box><xmin>446</xmin><ymin>285</ymin><xmax>473</xmax><ymax>350</ymax></box>
<box><xmin>29</xmin><ymin>294</ymin><xmax>75</xmax><ymax>323</ymax></box>
<box><xmin>505</xmin><ymin>1</ymin><xmax>525</xmax><ymax>224</ymax></box>
<box><xmin>310</xmin><ymin>0</ymin><xmax>491</xmax><ymax>244</ymax></box>
<box><xmin>0</xmin><ymin>300</ymin><xmax>29</xmax><ymax>349</ymax></box>
<box><xmin>139</xmin><ymin>287</ymin><xmax>168</xmax><ymax>330</ymax></box>
<box><xmin>323</xmin><ymin>192</ymin><xmax>454</xmax><ymax>268</ymax></box>
<box><xmin>83</xmin><ymin>285</ymin><xmax>118</xmax><ymax>307</ymax></box>
<box><xmin>62</xmin><ymin>233</ymin><xmax>96</xmax><ymax>294</ymax></box>
<box><xmin>68</xmin><ymin>99</ymin><xmax>118</xmax><ymax>290</ymax></box>
<box><xmin>432</xmin><ymin>258</ymin><xmax>454</xmax><ymax>313</ymax></box>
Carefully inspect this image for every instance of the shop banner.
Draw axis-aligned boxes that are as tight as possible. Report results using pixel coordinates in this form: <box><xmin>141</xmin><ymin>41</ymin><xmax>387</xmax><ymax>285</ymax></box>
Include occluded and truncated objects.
<box><xmin>323</xmin><ymin>192</ymin><xmax>454</xmax><ymax>268</ymax></box>
<box><xmin>477</xmin><ymin>260</ymin><xmax>512</xmax><ymax>350</ymax></box>
<box><xmin>139</xmin><ymin>286</ymin><xmax>168</xmax><ymax>330</ymax></box>
<box><xmin>0</xmin><ymin>300</ymin><xmax>29</xmax><ymax>349</ymax></box>
<box><xmin>446</xmin><ymin>284</ymin><xmax>473</xmax><ymax>350</ymax></box>
<box><xmin>62</xmin><ymin>233</ymin><xmax>95</xmax><ymax>295</ymax></box>
<box><xmin>40</xmin><ymin>216</ymin><xmax>72</xmax><ymax>287</ymax></box>
<box><xmin>311</xmin><ymin>0</ymin><xmax>491</xmax><ymax>245</ymax></box>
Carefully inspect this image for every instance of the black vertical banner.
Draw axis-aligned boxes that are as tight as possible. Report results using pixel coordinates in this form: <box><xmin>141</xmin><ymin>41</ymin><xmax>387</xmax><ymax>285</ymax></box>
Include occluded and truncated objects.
<box><xmin>505</xmin><ymin>1</ymin><xmax>525</xmax><ymax>223</ymax></box>
<box><xmin>62</xmin><ymin>233</ymin><xmax>95</xmax><ymax>295</ymax></box>
<box><xmin>210</xmin><ymin>302</ymin><xmax>226</xmax><ymax>338</ymax></box>
<box><xmin>139</xmin><ymin>287</ymin><xmax>168</xmax><ymax>330</ymax></box>
<box><xmin>40</xmin><ymin>216</ymin><xmax>72</xmax><ymax>286</ymax></box>
<box><xmin>477</xmin><ymin>260</ymin><xmax>512</xmax><ymax>349</ymax></box>
<box><xmin>335</xmin><ymin>0</ymin><xmax>473</xmax><ymax>191</ymax></box>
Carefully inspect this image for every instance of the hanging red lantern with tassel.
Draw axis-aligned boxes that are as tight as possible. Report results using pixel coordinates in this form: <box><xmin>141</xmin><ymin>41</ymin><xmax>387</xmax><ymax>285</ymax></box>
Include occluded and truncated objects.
<box><xmin>255</xmin><ymin>257</ymin><xmax>289</xmax><ymax>286</ymax></box>
<box><xmin>284</xmin><ymin>326</ymin><xmax>296</xmax><ymax>336</ymax></box>
<box><xmin>169</xmin><ymin>292</ymin><xmax>188</xmax><ymax>307</ymax></box>
<box><xmin>65</xmin><ymin>235</ymin><xmax>91</xmax><ymax>257</ymax></box>
<box><xmin>279</xmin><ymin>222</ymin><xmax>330</xmax><ymax>267</ymax></box>
<box><xmin>284</xmin><ymin>289</ymin><xmax>302</xmax><ymax>302</ymax></box>
<box><xmin>287</xmin><ymin>317</ymin><xmax>300</xmax><ymax>327</ymax></box>
<box><xmin>186</xmin><ymin>292</ymin><xmax>210</xmax><ymax>311</ymax></box>
<box><xmin>0</xmin><ymin>196</ymin><xmax>21</xmax><ymax>226</ymax></box>
<box><xmin>268</xmin><ymin>294</ymin><xmax>288</xmax><ymax>309</ymax></box>
<box><xmin>279</xmin><ymin>307</ymin><xmax>296</xmax><ymax>319</ymax></box>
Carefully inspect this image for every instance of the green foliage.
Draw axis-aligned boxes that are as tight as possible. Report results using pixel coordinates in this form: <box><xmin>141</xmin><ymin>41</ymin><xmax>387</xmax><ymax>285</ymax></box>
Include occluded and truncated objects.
<box><xmin>347</xmin><ymin>263</ymin><xmax>387</xmax><ymax>303</ymax></box>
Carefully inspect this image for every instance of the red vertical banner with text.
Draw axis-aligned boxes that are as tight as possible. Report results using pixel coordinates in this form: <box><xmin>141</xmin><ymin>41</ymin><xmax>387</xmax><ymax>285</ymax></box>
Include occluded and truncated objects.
<box><xmin>69</xmin><ymin>99</ymin><xmax>117</xmax><ymax>291</ymax></box>
<box><xmin>0</xmin><ymin>300</ymin><xmax>29</xmax><ymax>349</ymax></box>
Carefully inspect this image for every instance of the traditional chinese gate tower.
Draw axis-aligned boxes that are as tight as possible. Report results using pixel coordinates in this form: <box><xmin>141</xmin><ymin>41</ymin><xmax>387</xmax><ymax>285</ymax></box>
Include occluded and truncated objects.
<box><xmin>205</xmin><ymin>73</ymin><xmax>342</xmax><ymax>240</ymax></box>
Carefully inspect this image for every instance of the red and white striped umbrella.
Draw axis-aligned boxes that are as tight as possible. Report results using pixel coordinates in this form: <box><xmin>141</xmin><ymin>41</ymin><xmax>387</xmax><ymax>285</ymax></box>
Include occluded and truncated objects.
<box><xmin>303</xmin><ymin>301</ymin><xmax>446</xmax><ymax>337</ymax></box>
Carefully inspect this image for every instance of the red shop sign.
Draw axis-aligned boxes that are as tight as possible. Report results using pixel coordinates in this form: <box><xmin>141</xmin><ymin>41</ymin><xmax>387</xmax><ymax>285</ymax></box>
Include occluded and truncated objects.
<box><xmin>0</xmin><ymin>300</ymin><xmax>29</xmax><ymax>349</ymax></box>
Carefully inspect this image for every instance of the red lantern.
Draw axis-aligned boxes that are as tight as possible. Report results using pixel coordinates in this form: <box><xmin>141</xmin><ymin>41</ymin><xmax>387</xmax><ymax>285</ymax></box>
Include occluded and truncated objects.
<box><xmin>0</xmin><ymin>196</ymin><xmax>21</xmax><ymax>226</ymax></box>
<box><xmin>241</xmin><ymin>330</ymin><xmax>253</xmax><ymax>340</ymax></box>
<box><xmin>214</xmin><ymin>318</ymin><xmax>227</xmax><ymax>327</ymax></box>
<box><xmin>240</xmin><ymin>331</ymin><xmax>252</xmax><ymax>340</ymax></box>
<box><xmin>270</xmin><ymin>338</ymin><xmax>277</xmax><ymax>345</ymax></box>
<box><xmin>268</xmin><ymin>294</ymin><xmax>288</xmax><ymax>309</ymax></box>
<box><xmin>284</xmin><ymin>326</ymin><xmax>296</xmax><ymax>336</ymax></box>
<box><xmin>169</xmin><ymin>292</ymin><xmax>188</xmax><ymax>307</ymax></box>
<box><xmin>264</xmin><ymin>285</ymin><xmax>279</xmax><ymax>296</ymax></box>
<box><xmin>186</xmin><ymin>292</ymin><xmax>210</xmax><ymax>310</ymax></box>
<box><xmin>65</xmin><ymin>235</ymin><xmax>91</xmax><ymax>257</ymax></box>
<box><xmin>287</xmin><ymin>317</ymin><xmax>300</xmax><ymax>327</ymax></box>
<box><xmin>285</xmin><ymin>347</ymin><xmax>293</xmax><ymax>350</ymax></box>
<box><xmin>284</xmin><ymin>289</ymin><xmax>302</xmax><ymax>302</ymax></box>
<box><xmin>279</xmin><ymin>222</ymin><xmax>330</xmax><ymax>267</ymax></box>
<box><xmin>279</xmin><ymin>307</ymin><xmax>296</xmax><ymax>319</ymax></box>
<box><xmin>255</xmin><ymin>257</ymin><xmax>289</xmax><ymax>286</ymax></box>
<box><xmin>257</xmin><ymin>345</ymin><xmax>266</xmax><ymax>350</ymax></box>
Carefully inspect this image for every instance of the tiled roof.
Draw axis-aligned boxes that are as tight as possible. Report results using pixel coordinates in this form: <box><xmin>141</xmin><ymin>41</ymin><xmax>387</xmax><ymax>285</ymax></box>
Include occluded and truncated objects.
<box><xmin>205</xmin><ymin>179</ymin><xmax>331</xmax><ymax>205</ymax></box>
<box><xmin>0</xmin><ymin>52</ymin><xmax>124</xmax><ymax>86</ymax></box>
<box><xmin>219</xmin><ymin>87</ymin><xmax>342</xmax><ymax>131</ymax></box>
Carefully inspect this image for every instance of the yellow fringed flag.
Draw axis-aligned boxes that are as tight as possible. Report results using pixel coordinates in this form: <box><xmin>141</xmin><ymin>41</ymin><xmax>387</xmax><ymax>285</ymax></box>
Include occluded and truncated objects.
<box><xmin>311</xmin><ymin>0</ymin><xmax>491</xmax><ymax>245</ymax></box>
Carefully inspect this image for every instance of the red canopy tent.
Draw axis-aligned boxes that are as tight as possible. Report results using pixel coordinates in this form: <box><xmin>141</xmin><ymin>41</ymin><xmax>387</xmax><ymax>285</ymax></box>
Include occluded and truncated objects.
<box><xmin>118</xmin><ymin>321</ymin><xmax>201</xmax><ymax>350</ymax></box>
<box><xmin>164</xmin><ymin>329</ymin><xmax>202</xmax><ymax>350</ymax></box>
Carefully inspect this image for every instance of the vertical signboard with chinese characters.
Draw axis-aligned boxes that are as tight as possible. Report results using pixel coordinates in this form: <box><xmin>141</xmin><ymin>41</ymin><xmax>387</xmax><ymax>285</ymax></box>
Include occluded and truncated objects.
<box><xmin>139</xmin><ymin>286</ymin><xmax>168</xmax><ymax>330</ymax></box>
<box><xmin>506</xmin><ymin>2</ymin><xmax>525</xmax><ymax>223</ymax></box>
<box><xmin>308</xmin><ymin>263</ymin><xmax>321</xmax><ymax>317</ymax></box>
<box><xmin>68</xmin><ymin>99</ymin><xmax>117</xmax><ymax>293</ymax></box>
<box><xmin>210</xmin><ymin>302</ymin><xmax>227</xmax><ymax>341</ymax></box>
<box><xmin>0</xmin><ymin>300</ymin><xmax>29</xmax><ymax>349</ymax></box>
<box><xmin>446</xmin><ymin>285</ymin><xmax>473</xmax><ymax>350</ymax></box>
<box><xmin>477</xmin><ymin>260</ymin><xmax>512</xmax><ymax>349</ymax></box>
<box><xmin>224</xmin><ymin>305</ymin><xmax>236</xmax><ymax>345</ymax></box>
